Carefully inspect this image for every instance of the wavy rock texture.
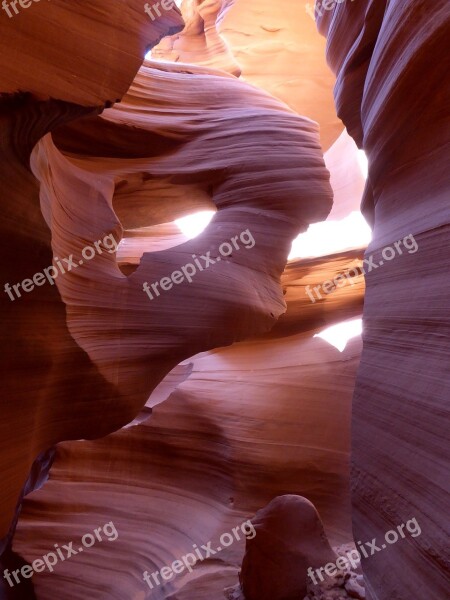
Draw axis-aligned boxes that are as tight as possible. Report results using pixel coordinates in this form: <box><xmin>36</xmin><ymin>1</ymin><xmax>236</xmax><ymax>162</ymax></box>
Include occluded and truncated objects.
<box><xmin>318</xmin><ymin>1</ymin><xmax>450</xmax><ymax>598</ymax></box>
<box><xmin>9</xmin><ymin>120</ymin><xmax>365</xmax><ymax>597</ymax></box>
<box><xmin>153</xmin><ymin>0</ymin><xmax>241</xmax><ymax>76</ymax></box>
<box><xmin>0</xmin><ymin>0</ymin><xmax>183</xmax><ymax>105</ymax></box>
<box><xmin>12</xmin><ymin>165</ymin><xmax>366</xmax><ymax>598</ymax></box>
<box><xmin>13</xmin><ymin>322</ymin><xmax>362</xmax><ymax>599</ymax></box>
<box><xmin>31</xmin><ymin>59</ymin><xmax>334</xmax><ymax>399</ymax></box>
<box><xmin>0</xmin><ymin>1</ymin><xmax>185</xmax><ymax>546</ymax></box>
<box><xmin>1</xmin><ymin>25</ymin><xmax>335</xmax><ymax>570</ymax></box>
<box><xmin>5</xmin><ymin>0</ymin><xmax>435</xmax><ymax>599</ymax></box>
<box><xmin>154</xmin><ymin>0</ymin><xmax>342</xmax><ymax>148</ymax></box>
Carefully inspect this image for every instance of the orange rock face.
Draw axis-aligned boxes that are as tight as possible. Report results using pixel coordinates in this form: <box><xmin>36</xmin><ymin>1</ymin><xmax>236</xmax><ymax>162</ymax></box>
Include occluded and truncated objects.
<box><xmin>1</xmin><ymin>0</ymin><xmax>446</xmax><ymax>599</ymax></box>
<box><xmin>1</xmin><ymin>0</ymin><xmax>334</xmax><ymax>558</ymax></box>
<box><xmin>155</xmin><ymin>0</ymin><xmax>342</xmax><ymax>149</ymax></box>
<box><xmin>0</xmin><ymin>0</ymin><xmax>183</xmax><ymax>105</ymax></box>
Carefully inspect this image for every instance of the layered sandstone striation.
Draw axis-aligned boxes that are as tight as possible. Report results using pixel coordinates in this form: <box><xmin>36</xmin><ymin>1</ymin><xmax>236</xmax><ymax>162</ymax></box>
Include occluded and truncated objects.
<box><xmin>1</xmin><ymin>0</ymin><xmax>337</xmax><ymax>573</ymax></box>
<box><xmin>0</xmin><ymin>0</ymin><xmax>183</xmax><ymax>105</ymax></box>
<box><xmin>318</xmin><ymin>1</ymin><xmax>450</xmax><ymax>598</ymax></box>
<box><xmin>0</xmin><ymin>0</ymin><xmax>183</xmax><ymax>551</ymax></box>
<box><xmin>13</xmin><ymin>323</ymin><xmax>362</xmax><ymax>599</ymax></box>
<box><xmin>2</xmin><ymin>0</ymin><xmax>443</xmax><ymax>599</ymax></box>
<box><xmin>154</xmin><ymin>0</ymin><xmax>342</xmax><ymax>149</ymax></box>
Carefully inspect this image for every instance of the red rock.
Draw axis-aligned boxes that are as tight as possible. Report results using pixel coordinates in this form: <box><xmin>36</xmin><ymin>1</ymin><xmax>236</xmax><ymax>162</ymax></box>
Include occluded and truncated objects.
<box><xmin>240</xmin><ymin>495</ymin><xmax>336</xmax><ymax>600</ymax></box>
<box><xmin>318</xmin><ymin>1</ymin><xmax>450</xmax><ymax>598</ymax></box>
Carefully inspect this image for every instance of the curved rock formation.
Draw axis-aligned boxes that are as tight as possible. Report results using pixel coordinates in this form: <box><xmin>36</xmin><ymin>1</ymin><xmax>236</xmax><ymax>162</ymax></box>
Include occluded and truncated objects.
<box><xmin>0</xmin><ymin>0</ymin><xmax>183</xmax><ymax>105</ymax></box>
<box><xmin>13</xmin><ymin>321</ymin><xmax>362</xmax><ymax>599</ymax></box>
<box><xmin>1</xmin><ymin>29</ymin><xmax>333</xmax><ymax>564</ymax></box>
<box><xmin>0</xmin><ymin>1</ymin><xmax>184</xmax><ymax>547</ymax></box>
<box><xmin>318</xmin><ymin>1</ymin><xmax>450</xmax><ymax>598</ymax></box>
<box><xmin>153</xmin><ymin>0</ymin><xmax>241</xmax><ymax>76</ymax></box>
<box><xmin>4</xmin><ymin>1</ymin><xmax>445</xmax><ymax>599</ymax></box>
<box><xmin>33</xmin><ymin>58</ymin><xmax>333</xmax><ymax>396</ymax></box>
<box><xmin>240</xmin><ymin>495</ymin><xmax>336</xmax><ymax>600</ymax></box>
<box><xmin>154</xmin><ymin>0</ymin><xmax>343</xmax><ymax>149</ymax></box>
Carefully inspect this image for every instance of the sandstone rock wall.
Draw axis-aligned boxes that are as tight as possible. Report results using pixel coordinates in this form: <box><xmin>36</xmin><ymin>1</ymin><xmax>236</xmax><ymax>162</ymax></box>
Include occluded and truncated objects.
<box><xmin>318</xmin><ymin>1</ymin><xmax>450</xmax><ymax>597</ymax></box>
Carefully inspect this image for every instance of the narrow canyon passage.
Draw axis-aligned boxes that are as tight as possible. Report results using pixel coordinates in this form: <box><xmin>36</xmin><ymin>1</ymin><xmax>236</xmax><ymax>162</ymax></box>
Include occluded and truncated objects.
<box><xmin>0</xmin><ymin>1</ymin><xmax>448</xmax><ymax>600</ymax></box>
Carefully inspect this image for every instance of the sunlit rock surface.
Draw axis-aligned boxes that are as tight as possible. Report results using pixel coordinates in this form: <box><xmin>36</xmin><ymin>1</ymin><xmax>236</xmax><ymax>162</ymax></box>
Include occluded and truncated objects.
<box><xmin>154</xmin><ymin>0</ymin><xmax>342</xmax><ymax>149</ymax></box>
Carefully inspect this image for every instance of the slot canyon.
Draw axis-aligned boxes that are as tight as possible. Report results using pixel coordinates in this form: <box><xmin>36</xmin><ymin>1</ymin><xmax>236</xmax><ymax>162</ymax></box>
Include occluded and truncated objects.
<box><xmin>0</xmin><ymin>1</ymin><xmax>449</xmax><ymax>599</ymax></box>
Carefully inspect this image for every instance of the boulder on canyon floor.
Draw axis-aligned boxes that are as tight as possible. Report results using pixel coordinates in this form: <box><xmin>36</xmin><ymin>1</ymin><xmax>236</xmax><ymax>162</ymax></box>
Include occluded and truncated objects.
<box><xmin>240</xmin><ymin>495</ymin><xmax>336</xmax><ymax>600</ymax></box>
